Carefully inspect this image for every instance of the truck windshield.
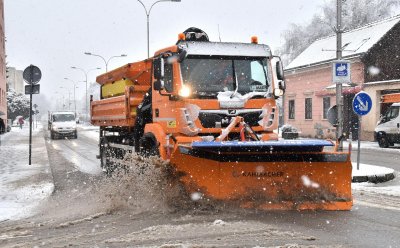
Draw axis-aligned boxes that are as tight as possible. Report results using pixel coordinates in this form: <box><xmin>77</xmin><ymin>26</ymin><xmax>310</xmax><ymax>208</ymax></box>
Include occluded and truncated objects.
<box><xmin>52</xmin><ymin>114</ymin><xmax>75</xmax><ymax>122</ymax></box>
<box><xmin>180</xmin><ymin>56</ymin><xmax>270</xmax><ymax>97</ymax></box>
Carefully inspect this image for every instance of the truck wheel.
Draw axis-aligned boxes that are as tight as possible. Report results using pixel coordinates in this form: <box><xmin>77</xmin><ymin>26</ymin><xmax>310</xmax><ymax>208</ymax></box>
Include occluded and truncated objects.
<box><xmin>139</xmin><ymin>133</ymin><xmax>159</xmax><ymax>157</ymax></box>
<box><xmin>74</xmin><ymin>131</ymin><xmax>78</xmax><ymax>139</ymax></box>
<box><xmin>378</xmin><ymin>134</ymin><xmax>389</xmax><ymax>148</ymax></box>
<box><xmin>50</xmin><ymin>131</ymin><xmax>55</xmax><ymax>140</ymax></box>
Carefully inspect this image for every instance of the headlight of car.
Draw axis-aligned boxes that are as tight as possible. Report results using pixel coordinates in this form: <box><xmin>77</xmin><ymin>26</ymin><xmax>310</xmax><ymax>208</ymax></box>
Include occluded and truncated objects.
<box><xmin>52</xmin><ymin>124</ymin><xmax>58</xmax><ymax>130</ymax></box>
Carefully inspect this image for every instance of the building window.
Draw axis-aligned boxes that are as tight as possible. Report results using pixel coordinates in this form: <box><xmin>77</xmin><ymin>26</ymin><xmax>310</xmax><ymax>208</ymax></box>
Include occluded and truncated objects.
<box><xmin>305</xmin><ymin>98</ymin><xmax>312</xmax><ymax>120</ymax></box>
<box><xmin>323</xmin><ymin>97</ymin><xmax>330</xmax><ymax>119</ymax></box>
<box><xmin>288</xmin><ymin>100</ymin><xmax>295</xmax><ymax>119</ymax></box>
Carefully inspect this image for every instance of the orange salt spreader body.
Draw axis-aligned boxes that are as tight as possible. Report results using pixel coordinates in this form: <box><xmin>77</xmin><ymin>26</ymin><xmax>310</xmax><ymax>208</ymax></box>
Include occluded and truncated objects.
<box><xmin>90</xmin><ymin>28</ymin><xmax>353</xmax><ymax>210</ymax></box>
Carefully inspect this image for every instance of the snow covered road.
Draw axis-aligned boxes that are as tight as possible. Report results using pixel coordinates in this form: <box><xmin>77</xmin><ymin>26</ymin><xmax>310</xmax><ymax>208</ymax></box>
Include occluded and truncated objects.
<box><xmin>47</xmin><ymin>126</ymin><xmax>101</xmax><ymax>175</ymax></box>
<box><xmin>1</xmin><ymin>125</ymin><xmax>400</xmax><ymax>247</ymax></box>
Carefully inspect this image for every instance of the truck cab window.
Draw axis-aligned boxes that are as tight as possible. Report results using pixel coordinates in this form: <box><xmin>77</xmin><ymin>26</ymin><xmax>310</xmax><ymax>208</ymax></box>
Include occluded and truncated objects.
<box><xmin>387</xmin><ymin>106</ymin><xmax>399</xmax><ymax>120</ymax></box>
<box><xmin>381</xmin><ymin>106</ymin><xmax>399</xmax><ymax>123</ymax></box>
<box><xmin>180</xmin><ymin>56</ymin><xmax>270</xmax><ymax>97</ymax></box>
<box><xmin>164</xmin><ymin>63</ymin><xmax>173</xmax><ymax>93</ymax></box>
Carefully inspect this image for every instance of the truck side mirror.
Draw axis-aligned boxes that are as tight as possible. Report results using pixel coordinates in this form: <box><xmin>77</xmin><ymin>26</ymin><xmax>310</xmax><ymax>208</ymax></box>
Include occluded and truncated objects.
<box><xmin>153</xmin><ymin>57</ymin><xmax>164</xmax><ymax>80</ymax></box>
<box><xmin>276</xmin><ymin>59</ymin><xmax>285</xmax><ymax>81</ymax></box>
<box><xmin>178</xmin><ymin>50</ymin><xmax>187</xmax><ymax>62</ymax></box>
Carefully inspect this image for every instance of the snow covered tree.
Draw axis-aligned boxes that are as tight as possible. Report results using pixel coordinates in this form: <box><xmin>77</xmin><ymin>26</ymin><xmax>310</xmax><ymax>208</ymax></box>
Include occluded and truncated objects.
<box><xmin>279</xmin><ymin>0</ymin><xmax>400</xmax><ymax>65</ymax></box>
<box><xmin>7</xmin><ymin>87</ymin><xmax>30</xmax><ymax>120</ymax></box>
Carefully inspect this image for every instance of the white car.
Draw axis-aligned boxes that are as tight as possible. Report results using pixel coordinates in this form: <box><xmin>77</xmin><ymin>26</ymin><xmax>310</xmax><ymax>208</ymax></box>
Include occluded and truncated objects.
<box><xmin>49</xmin><ymin>111</ymin><xmax>78</xmax><ymax>139</ymax></box>
<box><xmin>374</xmin><ymin>103</ymin><xmax>400</xmax><ymax>148</ymax></box>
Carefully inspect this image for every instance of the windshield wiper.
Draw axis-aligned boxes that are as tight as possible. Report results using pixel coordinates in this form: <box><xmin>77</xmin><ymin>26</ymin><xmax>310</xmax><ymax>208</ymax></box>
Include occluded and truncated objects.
<box><xmin>193</xmin><ymin>92</ymin><xmax>218</xmax><ymax>98</ymax></box>
<box><xmin>230</xmin><ymin>61</ymin><xmax>238</xmax><ymax>98</ymax></box>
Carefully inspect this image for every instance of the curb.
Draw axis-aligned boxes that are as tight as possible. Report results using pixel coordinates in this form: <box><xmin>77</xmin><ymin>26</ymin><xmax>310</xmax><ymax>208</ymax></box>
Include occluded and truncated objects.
<box><xmin>352</xmin><ymin>172</ymin><xmax>396</xmax><ymax>183</ymax></box>
<box><xmin>32</xmin><ymin>127</ymin><xmax>55</xmax><ymax>192</ymax></box>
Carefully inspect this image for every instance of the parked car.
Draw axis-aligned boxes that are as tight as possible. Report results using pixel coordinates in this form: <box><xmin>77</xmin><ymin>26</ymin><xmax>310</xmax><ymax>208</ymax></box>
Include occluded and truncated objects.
<box><xmin>49</xmin><ymin>111</ymin><xmax>78</xmax><ymax>139</ymax></box>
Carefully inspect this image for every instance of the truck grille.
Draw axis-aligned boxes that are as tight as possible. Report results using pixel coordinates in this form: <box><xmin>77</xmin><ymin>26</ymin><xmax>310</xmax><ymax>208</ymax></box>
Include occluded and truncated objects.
<box><xmin>198</xmin><ymin>110</ymin><xmax>262</xmax><ymax>128</ymax></box>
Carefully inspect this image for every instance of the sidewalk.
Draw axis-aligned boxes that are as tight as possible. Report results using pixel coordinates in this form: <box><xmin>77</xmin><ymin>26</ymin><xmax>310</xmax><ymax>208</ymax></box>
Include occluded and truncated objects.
<box><xmin>343</xmin><ymin>140</ymin><xmax>400</xmax><ymax>152</ymax></box>
<box><xmin>0</xmin><ymin>124</ymin><xmax>54</xmax><ymax>222</ymax></box>
<box><xmin>342</xmin><ymin>140</ymin><xmax>397</xmax><ymax>183</ymax></box>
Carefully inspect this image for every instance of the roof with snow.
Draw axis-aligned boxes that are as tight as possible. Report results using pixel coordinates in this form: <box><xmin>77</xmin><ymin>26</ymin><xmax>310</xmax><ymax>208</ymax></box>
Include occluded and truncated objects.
<box><xmin>179</xmin><ymin>41</ymin><xmax>272</xmax><ymax>57</ymax></box>
<box><xmin>285</xmin><ymin>15</ymin><xmax>400</xmax><ymax>70</ymax></box>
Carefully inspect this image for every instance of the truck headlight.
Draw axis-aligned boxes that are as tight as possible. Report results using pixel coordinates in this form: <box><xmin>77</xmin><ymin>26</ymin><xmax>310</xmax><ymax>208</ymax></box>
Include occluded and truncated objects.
<box><xmin>179</xmin><ymin>85</ymin><xmax>192</xmax><ymax>98</ymax></box>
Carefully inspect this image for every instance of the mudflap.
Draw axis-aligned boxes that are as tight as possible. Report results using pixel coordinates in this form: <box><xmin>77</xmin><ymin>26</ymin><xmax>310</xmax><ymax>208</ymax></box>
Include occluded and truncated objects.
<box><xmin>170</xmin><ymin>140</ymin><xmax>352</xmax><ymax>211</ymax></box>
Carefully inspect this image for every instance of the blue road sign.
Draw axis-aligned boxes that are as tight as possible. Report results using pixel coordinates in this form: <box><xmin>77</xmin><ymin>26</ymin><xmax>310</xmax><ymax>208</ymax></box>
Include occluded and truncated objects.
<box><xmin>332</xmin><ymin>60</ymin><xmax>351</xmax><ymax>83</ymax></box>
<box><xmin>352</xmin><ymin>91</ymin><xmax>372</xmax><ymax>116</ymax></box>
<box><xmin>335</xmin><ymin>63</ymin><xmax>348</xmax><ymax>76</ymax></box>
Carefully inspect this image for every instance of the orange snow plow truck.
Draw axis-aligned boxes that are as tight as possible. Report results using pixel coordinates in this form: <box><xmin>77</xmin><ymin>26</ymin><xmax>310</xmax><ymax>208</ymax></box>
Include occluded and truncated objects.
<box><xmin>91</xmin><ymin>28</ymin><xmax>352</xmax><ymax>210</ymax></box>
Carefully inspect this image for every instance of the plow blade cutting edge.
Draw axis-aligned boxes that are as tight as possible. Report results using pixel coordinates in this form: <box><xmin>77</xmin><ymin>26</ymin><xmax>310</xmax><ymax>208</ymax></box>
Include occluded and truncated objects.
<box><xmin>171</xmin><ymin>139</ymin><xmax>352</xmax><ymax>210</ymax></box>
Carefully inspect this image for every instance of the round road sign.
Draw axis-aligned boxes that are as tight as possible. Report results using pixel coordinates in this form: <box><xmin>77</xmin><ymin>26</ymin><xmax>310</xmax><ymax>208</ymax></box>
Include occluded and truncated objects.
<box><xmin>352</xmin><ymin>91</ymin><xmax>372</xmax><ymax>116</ymax></box>
<box><xmin>327</xmin><ymin>105</ymin><xmax>338</xmax><ymax>127</ymax></box>
<box><xmin>23</xmin><ymin>65</ymin><xmax>42</xmax><ymax>85</ymax></box>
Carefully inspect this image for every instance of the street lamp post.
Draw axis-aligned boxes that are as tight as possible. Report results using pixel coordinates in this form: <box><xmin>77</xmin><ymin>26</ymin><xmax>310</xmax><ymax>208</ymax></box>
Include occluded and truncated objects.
<box><xmin>336</xmin><ymin>0</ymin><xmax>344</xmax><ymax>151</ymax></box>
<box><xmin>58</xmin><ymin>87</ymin><xmax>66</xmax><ymax>110</ymax></box>
<box><xmin>59</xmin><ymin>86</ymin><xmax>72</xmax><ymax>110</ymax></box>
<box><xmin>70</xmin><ymin>67</ymin><xmax>101</xmax><ymax>122</ymax></box>
<box><xmin>136</xmin><ymin>0</ymin><xmax>181</xmax><ymax>58</ymax></box>
<box><xmin>64</xmin><ymin>78</ymin><xmax>80</xmax><ymax>116</ymax></box>
<box><xmin>84</xmin><ymin>53</ymin><xmax>127</xmax><ymax>72</ymax></box>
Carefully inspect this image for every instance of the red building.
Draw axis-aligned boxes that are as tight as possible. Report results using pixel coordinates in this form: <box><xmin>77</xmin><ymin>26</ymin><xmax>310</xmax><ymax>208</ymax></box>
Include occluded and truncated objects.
<box><xmin>284</xmin><ymin>15</ymin><xmax>400</xmax><ymax>140</ymax></box>
<box><xmin>0</xmin><ymin>0</ymin><xmax>6</xmax><ymax>133</ymax></box>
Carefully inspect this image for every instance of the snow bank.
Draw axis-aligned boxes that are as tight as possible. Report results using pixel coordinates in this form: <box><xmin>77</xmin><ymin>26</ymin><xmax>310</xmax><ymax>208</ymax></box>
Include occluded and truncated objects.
<box><xmin>352</xmin><ymin>163</ymin><xmax>399</xmax><ymax>197</ymax></box>
<box><xmin>0</xmin><ymin>182</ymin><xmax>54</xmax><ymax>221</ymax></box>
<box><xmin>352</xmin><ymin>163</ymin><xmax>394</xmax><ymax>177</ymax></box>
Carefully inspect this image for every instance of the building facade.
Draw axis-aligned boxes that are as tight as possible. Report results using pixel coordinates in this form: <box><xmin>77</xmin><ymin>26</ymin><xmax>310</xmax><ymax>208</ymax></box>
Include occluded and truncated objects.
<box><xmin>284</xmin><ymin>15</ymin><xmax>400</xmax><ymax>141</ymax></box>
<box><xmin>6</xmin><ymin>67</ymin><xmax>24</xmax><ymax>94</ymax></box>
<box><xmin>0</xmin><ymin>0</ymin><xmax>7</xmax><ymax>133</ymax></box>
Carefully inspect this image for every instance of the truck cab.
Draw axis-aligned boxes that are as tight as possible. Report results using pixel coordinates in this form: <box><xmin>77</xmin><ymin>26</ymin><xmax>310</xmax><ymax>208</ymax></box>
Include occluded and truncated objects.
<box><xmin>375</xmin><ymin>102</ymin><xmax>400</xmax><ymax>147</ymax></box>
<box><xmin>92</xmin><ymin>33</ymin><xmax>286</xmax><ymax>160</ymax></box>
<box><xmin>150</xmin><ymin>40</ymin><xmax>284</xmax><ymax>144</ymax></box>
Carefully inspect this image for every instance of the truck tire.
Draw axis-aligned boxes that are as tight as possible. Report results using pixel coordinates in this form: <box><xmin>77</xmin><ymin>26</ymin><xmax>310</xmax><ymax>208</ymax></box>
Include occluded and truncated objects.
<box><xmin>139</xmin><ymin>133</ymin><xmax>159</xmax><ymax>157</ymax></box>
<box><xmin>378</xmin><ymin>134</ymin><xmax>389</xmax><ymax>148</ymax></box>
<box><xmin>50</xmin><ymin>131</ymin><xmax>55</xmax><ymax>140</ymax></box>
<box><xmin>74</xmin><ymin>131</ymin><xmax>78</xmax><ymax>139</ymax></box>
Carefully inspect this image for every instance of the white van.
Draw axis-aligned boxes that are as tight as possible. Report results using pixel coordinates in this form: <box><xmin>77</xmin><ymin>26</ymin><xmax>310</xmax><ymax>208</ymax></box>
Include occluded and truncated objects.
<box><xmin>49</xmin><ymin>111</ymin><xmax>78</xmax><ymax>139</ymax></box>
<box><xmin>374</xmin><ymin>102</ymin><xmax>400</xmax><ymax>148</ymax></box>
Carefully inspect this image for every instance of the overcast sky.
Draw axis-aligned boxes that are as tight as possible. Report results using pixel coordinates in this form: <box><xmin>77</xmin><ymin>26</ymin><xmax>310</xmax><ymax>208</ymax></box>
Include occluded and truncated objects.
<box><xmin>5</xmin><ymin>0</ymin><xmax>327</xmax><ymax>109</ymax></box>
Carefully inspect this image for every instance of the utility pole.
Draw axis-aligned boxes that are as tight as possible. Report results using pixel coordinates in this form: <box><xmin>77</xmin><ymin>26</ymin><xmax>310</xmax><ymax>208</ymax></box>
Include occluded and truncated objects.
<box><xmin>336</xmin><ymin>0</ymin><xmax>344</xmax><ymax>150</ymax></box>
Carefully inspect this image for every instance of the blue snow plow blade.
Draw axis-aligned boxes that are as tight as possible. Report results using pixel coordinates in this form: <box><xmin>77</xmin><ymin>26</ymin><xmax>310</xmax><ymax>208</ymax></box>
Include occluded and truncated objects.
<box><xmin>190</xmin><ymin>139</ymin><xmax>333</xmax><ymax>153</ymax></box>
<box><xmin>178</xmin><ymin>140</ymin><xmax>344</xmax><ymax>162</ymax></box>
